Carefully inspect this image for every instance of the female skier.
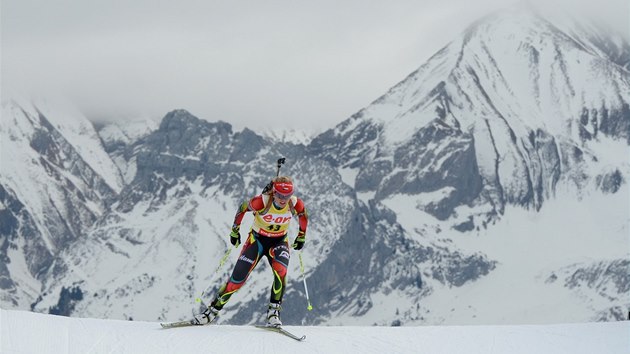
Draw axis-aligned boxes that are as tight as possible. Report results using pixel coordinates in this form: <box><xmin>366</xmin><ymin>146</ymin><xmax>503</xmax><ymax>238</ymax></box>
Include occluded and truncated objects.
<box><xmin>193</xmin><ymin>176</ymin><xmax>308</xmax><ymax>327</ymax></box>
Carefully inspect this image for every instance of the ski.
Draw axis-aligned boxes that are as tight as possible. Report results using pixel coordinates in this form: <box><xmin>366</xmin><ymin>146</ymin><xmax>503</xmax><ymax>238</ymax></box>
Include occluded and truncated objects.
<box><xmin>160</xmin><ymin>320</ymin><xmax>197</xmax><ymax>329</ymax></box>
<box><xmin>254</xmin><ymin>325</ymin><xmax>306</xmax><ymax>342</ymax></box>
<box><xmin>160</xmin><ymin>317</ymin><xmax>220</xmax><ymax>329</ymax></box>
<box><xmin>160</xmin><ymin>321</ymin><xmax>306</xmax><ymax>342</ymax></box>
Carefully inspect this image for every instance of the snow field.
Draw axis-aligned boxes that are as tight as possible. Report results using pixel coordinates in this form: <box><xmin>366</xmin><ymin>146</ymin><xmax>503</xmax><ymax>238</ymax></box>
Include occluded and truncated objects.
<box><xmin>1</xmin><ymin>309</ymin><xmax>628</xmax><ymax>354</ymax></box>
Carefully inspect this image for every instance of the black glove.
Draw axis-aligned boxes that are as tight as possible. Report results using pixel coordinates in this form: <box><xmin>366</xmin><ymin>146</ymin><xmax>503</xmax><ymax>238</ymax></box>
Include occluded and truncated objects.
<box><xmin>229</xmin><ymin>225</ymin><xmax>241</xmax><ymax>247</ymax></box>
<box><xmin>292</xmin><ymin>230</ymin><xmax>305</xmax><ymax>250</ymax></box>
<box><xmin>261</xmin><ymin>180</ymin><xmax>273</xmax><ymax>194</ymax></box>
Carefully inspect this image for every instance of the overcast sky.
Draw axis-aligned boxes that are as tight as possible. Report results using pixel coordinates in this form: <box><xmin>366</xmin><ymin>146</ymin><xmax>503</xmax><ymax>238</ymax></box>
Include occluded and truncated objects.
<box><xmin>2</xmin><ymin>0</ymin><xmax>628</xmax><ymax>132</ymax></box>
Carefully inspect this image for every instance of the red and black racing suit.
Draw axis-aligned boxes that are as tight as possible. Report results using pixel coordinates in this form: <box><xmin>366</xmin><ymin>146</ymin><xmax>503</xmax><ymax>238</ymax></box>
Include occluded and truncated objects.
<box><xmin>210</xmin><ymin>194</ymin><xmax>308</xmax><ymax>310</ymax></box>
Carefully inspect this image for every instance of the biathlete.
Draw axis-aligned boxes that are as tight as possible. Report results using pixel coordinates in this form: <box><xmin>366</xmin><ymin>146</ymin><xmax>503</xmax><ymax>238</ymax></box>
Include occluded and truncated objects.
<box><xmin>193</xmin><ymin>176</ymin><xmax>309</xmax><ymax>327</ymax></box>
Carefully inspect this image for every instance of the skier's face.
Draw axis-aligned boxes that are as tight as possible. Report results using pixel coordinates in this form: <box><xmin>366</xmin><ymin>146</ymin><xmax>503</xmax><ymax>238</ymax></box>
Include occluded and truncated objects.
<box><xmin>274</xmin><ymin>193</ymin><xmax>290</xmax><ymax>207</ymax></box>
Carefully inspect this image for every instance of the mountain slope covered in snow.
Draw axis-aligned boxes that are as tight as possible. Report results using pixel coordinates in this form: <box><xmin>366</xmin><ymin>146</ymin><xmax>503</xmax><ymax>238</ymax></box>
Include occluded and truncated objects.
<box><xmin>0</xmin><ymin>97</ymin><xmax>123</xmax><ymax>309</ymax></box>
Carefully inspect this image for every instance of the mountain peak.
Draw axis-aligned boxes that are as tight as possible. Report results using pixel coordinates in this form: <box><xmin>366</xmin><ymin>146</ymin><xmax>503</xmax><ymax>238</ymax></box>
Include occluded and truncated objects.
<box><xmin>313</xmin><ymin>3</ymin><xmax>630</xmax><ymax>224</ymax></box>
<box><xmin>461</xmin><ymin>2</ymin><xmax>630</xmax><ymax>70</ymax></box>
<box><xmin>159</xmin><ymin>109</ymin><xmax>202</xmax><ymax>129</ymax></box>
<box><xmin>157</xmin><ymin>109</ymin><xmax>233</xmax><ymax>137</ymax></box>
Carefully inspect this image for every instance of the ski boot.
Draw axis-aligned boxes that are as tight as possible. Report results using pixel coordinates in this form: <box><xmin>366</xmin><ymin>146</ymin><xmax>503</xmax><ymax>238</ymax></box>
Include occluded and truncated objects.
<box><xmin>266</xmin><ymin>303</ymin><xmax>282</xmax><ymax>327</ymax></box>
<box><xmin>192</xmin><ymin>305</ymin><xmax>220</xmax><ymax>325</ymax></box>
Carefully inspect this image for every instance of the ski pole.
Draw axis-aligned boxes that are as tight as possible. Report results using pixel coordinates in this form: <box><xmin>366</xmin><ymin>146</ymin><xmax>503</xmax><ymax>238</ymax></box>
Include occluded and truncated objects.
<box><xmin>298</xmin><ymin>251</ymin><xmax>313</xmax><ymax>311</ymax></box>
<box><xmin>195</xmin><ymin>245</ymin><xmax>234</xmax><ymax>304</ymax></box>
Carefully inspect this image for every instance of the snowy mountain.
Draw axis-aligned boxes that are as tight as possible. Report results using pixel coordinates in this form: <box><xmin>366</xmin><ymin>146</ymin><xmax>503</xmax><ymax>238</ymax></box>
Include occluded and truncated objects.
<box><xmin>19</xmin><ymin>109</ymin><xmax>494</xmax><ymax>326</ymax></box>
<box><xmin>1</xmin><ymin>6</ymin><xmax>629</xmax><ymax>326</ymax></box>
<box><xmin>0</xmin><ymin>96</ymin><xmax>123</xmax><ymax>309</ymax></box>
<box><xmin>303</xmin><ymin>7</ymin><xmax>629</xmax><ymax>324</ymax></box>
<box><xmin>259</xmin><ymin>127</ymin><xmax>316</xmax><ymax>145</ymax></box>
<box><xmin>310</xmin><ymin>6</ymin><xmax>630</xmax><ymax>220</ymax></box>
<box><xmin>3</xmin><ymin>309</ymin><xmax>629</xmax><ymax>354</ymax></box>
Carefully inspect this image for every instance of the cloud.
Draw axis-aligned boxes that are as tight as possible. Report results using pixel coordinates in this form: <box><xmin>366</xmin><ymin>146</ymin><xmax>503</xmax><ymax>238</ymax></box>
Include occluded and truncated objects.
<box><xmin>2</xmin><ymin>0</ymin><xmax>627</xmax><ymax>131</ymax></box>
<box><xmin>530</xmin><ymin>0</ymin><xmax>629</xmax><ymax>36</ymax></box>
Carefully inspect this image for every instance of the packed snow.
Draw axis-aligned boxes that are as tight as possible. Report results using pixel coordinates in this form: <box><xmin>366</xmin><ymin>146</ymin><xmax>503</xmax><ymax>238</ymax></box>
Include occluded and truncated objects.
<box><xmin>1</xmin><ymin>309</ymin><xmax>628</xmax><ymax>354</ymax></box>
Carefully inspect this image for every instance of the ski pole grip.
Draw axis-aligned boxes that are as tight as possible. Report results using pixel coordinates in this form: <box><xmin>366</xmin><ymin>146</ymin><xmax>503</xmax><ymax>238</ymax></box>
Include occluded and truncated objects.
<box><xmin>276</xmin><ymin>157</ymin><xmax>286</xmax><ymax>176</ymax></box>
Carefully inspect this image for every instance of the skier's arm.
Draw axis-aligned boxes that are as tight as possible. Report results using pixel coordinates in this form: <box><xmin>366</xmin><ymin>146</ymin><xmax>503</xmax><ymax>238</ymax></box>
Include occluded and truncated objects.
<box><xmin>292</xmin><ymin>198</ymin><xmax>308</xmax><ymax>250</ymax></box>
<box><xmin>294</xmin><ymin>198</ymin><xmax>308</xmax><ymax>233</ymax></box>
<box><xmin>229</xmin><ymin>196</ymin><xmax>265</xmax><ymax>246</ymax></box>
<box><xmin>232</xmin><ymin>195</ymin><xmax>265</xmax><ymax>227</ymax></box>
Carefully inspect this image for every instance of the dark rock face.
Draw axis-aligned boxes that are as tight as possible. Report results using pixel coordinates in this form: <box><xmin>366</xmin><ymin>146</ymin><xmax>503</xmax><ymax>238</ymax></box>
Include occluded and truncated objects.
<box><xmin>49</xmin><ymin>286</ymin><xmax>84</xmax><ymax>316</ymax></box>
<box><xmin>597</xmin><ymin>169</ymin><xmax>624</xmax><ymax>194</ymax></box>
<box><xmin>385</xmin><ymin>120</ymin><xmax>483</xmax><ymax>219</ymax></box>
<box><xmin>564</xmin><ymin>260</ymin><xmax>630</xmax><ymax>296</ymax></box>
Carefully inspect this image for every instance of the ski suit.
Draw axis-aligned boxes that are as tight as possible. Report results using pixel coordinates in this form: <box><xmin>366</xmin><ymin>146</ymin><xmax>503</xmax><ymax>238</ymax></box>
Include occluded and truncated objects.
<box><xmin>211</xmin><ymin>193</ymin><xmax>308</xmax><ymax>310</ymax></box>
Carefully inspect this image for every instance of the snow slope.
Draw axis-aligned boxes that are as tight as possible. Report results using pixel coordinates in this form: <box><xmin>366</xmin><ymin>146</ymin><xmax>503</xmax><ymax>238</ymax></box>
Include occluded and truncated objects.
<box><xmin>1</xmin><ymin>309</ymin><xmax>628</xmax><ymax>354</ymax></box>
<box><xmin>371</xmin><ymin>185</ymin><xmax>630</xmax><ymax>326</ymax></box>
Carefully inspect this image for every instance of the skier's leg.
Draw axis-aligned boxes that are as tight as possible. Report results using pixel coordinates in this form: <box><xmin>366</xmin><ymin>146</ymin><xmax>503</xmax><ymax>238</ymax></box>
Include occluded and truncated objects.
<box><xmin>268</xmin><ymin>240</ymin><xmax>290</xmax><ymax>304</ymax></box>
<box><xmin>212</xmin><ymin>232</ymin><xmax>262</xmax><ymax>309</ymax></box>
<box><xmin>264</xmin><ymin>239</ymin><xmax>290</xmax><ymax>326</ymax></box>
